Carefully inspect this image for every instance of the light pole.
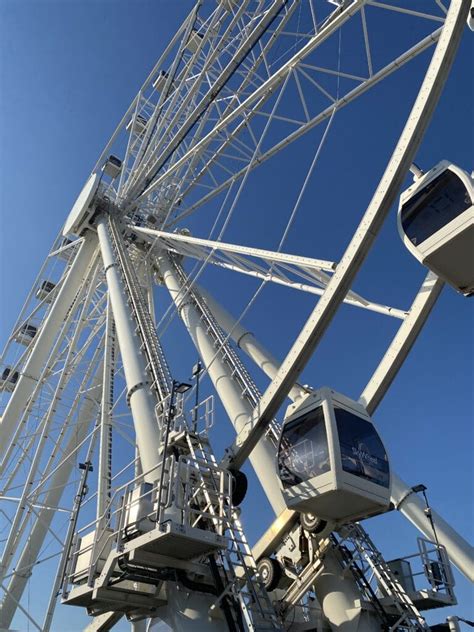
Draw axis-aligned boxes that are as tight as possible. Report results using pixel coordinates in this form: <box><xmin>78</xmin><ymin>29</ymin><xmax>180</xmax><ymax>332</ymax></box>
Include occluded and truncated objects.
<box><xmin>191</xmin><ymin>361</ymin><xmax>202</xmax><ymax>433</ymax></box>
<box><xmin>155</xmin><ymin>380</ymin><xmax>192</xmax><ymax>523</ymax></box>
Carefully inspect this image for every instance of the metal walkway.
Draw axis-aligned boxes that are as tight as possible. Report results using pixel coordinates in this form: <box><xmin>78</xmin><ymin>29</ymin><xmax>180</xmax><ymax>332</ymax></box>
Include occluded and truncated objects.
<box><xmin>338</xmin><ymin>523</ymin><xmax>429</xmax><ymax>631</ymax></box>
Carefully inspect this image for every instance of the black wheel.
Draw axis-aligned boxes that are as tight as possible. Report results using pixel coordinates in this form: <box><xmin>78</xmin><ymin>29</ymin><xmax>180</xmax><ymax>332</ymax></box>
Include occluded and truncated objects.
<box><xmin>300</xmin><ymin>512</ymin><xmax>328</xmax><ymax>534</ymax></box>
<box><xmin>257</xmin><ymin>557</ymin><xmax>282</xmax><ymax>592</ymax></box>
<box><xmin>230</xmin><ymin>470</ymin><xmax>248</xmax><ymax>506</ymax></box>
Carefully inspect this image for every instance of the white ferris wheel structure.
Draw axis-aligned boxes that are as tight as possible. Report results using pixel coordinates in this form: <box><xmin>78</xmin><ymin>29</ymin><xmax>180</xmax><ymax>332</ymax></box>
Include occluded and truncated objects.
<box><xmin>0</xmin><ymin>1</ymin><xmax>473</xmax><ymax>631</ymax></box>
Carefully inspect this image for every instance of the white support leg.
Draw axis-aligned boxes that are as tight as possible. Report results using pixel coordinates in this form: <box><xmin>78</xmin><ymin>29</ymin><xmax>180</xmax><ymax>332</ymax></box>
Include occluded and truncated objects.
<box><xmin>157</xmin><ymin>253</ymin><xmax>286</xmax><ymax>514</ymax></box>
<box><xmin>97</xmin><ymin>217</ymin><xmax>160</xmax><ymax>480</ymax></box>
<box><xmin>195</xmin><ymin>282</ymin><xmax>474</xmax><ymax>582</ymax></box>
<box><xmin>157</xmin><ymin>253</ymin><xmax>380</xmax><ymax>632</ymax></box>
<box><xmin>198</xmin><ymin>285</ymin><xmax>308</xmax><ymax>403</ymax></box>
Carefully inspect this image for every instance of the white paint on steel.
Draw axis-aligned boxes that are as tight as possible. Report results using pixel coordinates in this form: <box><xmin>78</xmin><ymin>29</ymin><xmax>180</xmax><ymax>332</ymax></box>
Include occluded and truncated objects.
<box><xmin>0</xmin><ymin>236</ymin><xmax>98</xmax><ymax>463</ymax></box>
<box><xmin>91</xmin><ymin>5</ymin><xmax>200</xmax><ymax>179</ymax></box>
<box><xmin>157</xmin><ymin>252</ymin><xmax>380</xmax><ymax>632</ymax></box>
<box><xmin>0</xmin><ymin>263</ymin><xmax>103</xmax><ymax>587</ymax></box>
<box><xmin>201</xmin><ymin>272</ymin><xmax>473</xmax><ymax>582</ymax></box>
<box><xmin>97</xmin><ymin>300</ymin><xmax>114</xmax><ymax>522</ymax></box>
<box><xmin>157</xmin><ymin>252</ymin><xmax>286</xmax><ymax>515</ymax></box>
<box><xmin>97</xmin><ymin>217</ymin><xmax>160</xmax><ymax>479</ymax></box>
<box><xmin>135</xmin><ymin>226</ymin><xmax>407</xmax><ymax>319</ymax></box>
<box><xmin>197</xmin><ymin>285</ymin><xmax>308</xmax><ymax>403</ymax></box>
<box><xmin>225</xmin><ymin>0</ymin><xmax>469</xmax><ymax>471</ymax></box>
<box><xmin>138</xmin><ymin>0</ymin><xmax>369</xmax><ymax>201</ymax></box>
<box><xmin>391</xmin><ymin>474</ymin><xmax>474</xmax><ymax>582</ymax></box>
<box><xmin>359</xmin><ymin>271</ymin><xmax>473</xmax><ymax>580</ymax></box>
<box><xmin>63</xmin><ymin>173</ymin><xmax>100</xmax><ymax>237</ymax></box>
<box><xmin>134</xmin><ymin>225</ymin><xmax>336</xmax><ymax>271</ymax></box>
<box><xmin>359</xmin><ymin>271</ymin><xmax>444</xmax><ymax>414</ymax></box>
<box><xmin>0</xmin><ymin>373</ymin><xmax>102</xmax><ymax>630</ymax></box>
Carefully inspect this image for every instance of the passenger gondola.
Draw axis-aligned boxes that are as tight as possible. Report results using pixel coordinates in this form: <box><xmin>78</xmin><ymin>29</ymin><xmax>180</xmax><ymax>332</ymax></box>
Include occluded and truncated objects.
<box><xmin>0</xmin><ymin>367</ymin><xmax>19</xmax><ymax>392</ymax></box>
<box><xmin>14</xmin><ymin>323</ymin><xmax>38</xmax><ymax>345</ymax></box>
<box><xmin>102</xmin><ymin>155</ymin><xmax>122</xmax><ymax>180</ymax></box>
<box><xmin>125</xmin><ymin>114</ymin><xmax>148</xmax><ymax>135</ymax></box>
<box><xmin>398</xmin><ymin>161</ymin><xmax>473</xmax><ymax>296</ymax></box>
<box><xmin>186</xmin><ymin>29</ymin><xmax>204</xmax><ymax>53</ymax></box>
<box><xmin>153</xmin><ymin>70</ymin><xmax>175</xmax><ymax>93</ymax></box>
<box><xmin>35</xmin><ymin>280</ymin><xmax>56</xmax><ymax>302</ymax></box>
<box><xmin>277</xmin><ymin>387</ymin><xmax>391</xmax><ymax>524</ymax></box>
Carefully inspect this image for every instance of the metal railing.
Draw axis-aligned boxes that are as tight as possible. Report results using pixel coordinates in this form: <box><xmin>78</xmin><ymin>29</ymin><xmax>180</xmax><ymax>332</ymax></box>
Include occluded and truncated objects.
<box><xmin>107</xmin><ymin>215</ymin><xmax>173</xmax><ymax>405</ymax></box>
<box><xmin>62</xmin><ymin>452</ymin><xmax>234</xmax><ymax>595</ymax></box>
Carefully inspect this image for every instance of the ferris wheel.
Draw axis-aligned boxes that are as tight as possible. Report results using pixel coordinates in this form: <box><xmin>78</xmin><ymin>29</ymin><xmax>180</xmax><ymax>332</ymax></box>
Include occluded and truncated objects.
<box><xmin>0</xmin><ymin>1</ymin><xmax>472</xmax><ymax>631</ymax></box>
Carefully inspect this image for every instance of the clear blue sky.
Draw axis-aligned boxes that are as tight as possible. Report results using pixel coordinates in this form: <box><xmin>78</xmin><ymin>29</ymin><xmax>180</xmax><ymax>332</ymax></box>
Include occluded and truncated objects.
<box><xmin>0</xmin><ymin>1</ymin><xmax>472</xmax><ymax>630</ymax></box>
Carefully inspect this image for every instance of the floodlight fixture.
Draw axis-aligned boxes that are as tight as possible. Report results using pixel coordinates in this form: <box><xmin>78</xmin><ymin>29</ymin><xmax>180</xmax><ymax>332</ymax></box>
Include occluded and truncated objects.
<box><xmin>174</xmin><ymin>381</ymin><xmax>192</xmax><ymax>394</ymax></box>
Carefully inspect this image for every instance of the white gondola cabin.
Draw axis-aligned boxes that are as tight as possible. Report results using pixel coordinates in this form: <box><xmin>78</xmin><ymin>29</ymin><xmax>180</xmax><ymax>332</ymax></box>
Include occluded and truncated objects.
<box><xmin>14</xmin><ymin>323</ymin><xmax>38</xmax><ymax>345</ymax></box>
<box><xmin>153</xmin><ymin>70</ymin><xmax>175</xmax><ymax>93</ymax></box>
<box><xmin>57</xmin><ymin>237</ymin><xmax>75</xmax><ymax>260</ymax></box>
<box><xmin>102</xmin><ymin>155</ymin><xmax>122</xmax><ymax>180</ymax></box>
<box><xmin>125</xmin><ymin>114</ymin><xmax>148</xmax><ymax>135</ymax></box>
<box><xmin>277</xmin><ymin>388</ymin><xmax>391</xmax><ymax>523</ymax></box>
<box><xmin>35</xmin><ymin>280</ymin><xmax>56</xmax><ymax>302</ymax></box>
<box><xmin>398</xmin><ymin>161</ymin><xmax>474</xmax><ymax>296</ymax></box>
<box><xmin>0</xmin><ymin>367</ymin><xmax>19</xmax><ymax>392</ymax></box>
<box><xmin>186</xmin><ymin>29</ymin><xmax>204</xmax><ymax>53</ymax></box>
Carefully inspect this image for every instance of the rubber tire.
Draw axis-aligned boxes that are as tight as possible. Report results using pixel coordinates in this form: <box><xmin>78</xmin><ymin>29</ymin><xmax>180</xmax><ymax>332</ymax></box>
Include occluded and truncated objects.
<box><xmin>300</xmin><ymin>512</ymin><xmax>328</xmax><ymax>534</ymax></box>
<box><xmin>230</xmin><ymin>470</ymin><xmax>248</xmax><ymax>506</ymax></box>
<box><xmin>257</xmin><ymin>557</ymin><xmax>282</xmax><ymax>592</ymax></box>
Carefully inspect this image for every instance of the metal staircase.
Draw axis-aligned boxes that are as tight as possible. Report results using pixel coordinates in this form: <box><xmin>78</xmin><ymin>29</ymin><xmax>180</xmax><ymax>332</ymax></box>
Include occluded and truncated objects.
<box><xmin>107</xmin><ymin>214</ymin><xmax>172</xmax><ymax>404</ymax></box>
<box><xmin>181</xmin><ymin>430</ymin><xmax>283</xmax><ymax>631</ymax></box>
<box><xmin>337</xmin><ymin>523</ymin><xmax>429</xmax><ymax>631</ymax></box>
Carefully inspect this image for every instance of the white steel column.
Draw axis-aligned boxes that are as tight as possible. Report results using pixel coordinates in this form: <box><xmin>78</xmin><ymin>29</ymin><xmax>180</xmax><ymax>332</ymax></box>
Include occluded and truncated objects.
<box><xmin>200</xmin><ymin>280</ymin><xmax>474</xmax><ymax>580</ymax></box>
<box><xmin>158</xmin><ymin>252</ymin><xmax>285</xmax><ymax>514</ymax></box>
<box><xmin>97</xmin><ymin>217</ymin><xmax>160</xmax><ymax>479</ymax></box>
<box><xmin>157</xmin><ymin>253</ymin><xmax>379</xmax><ymax>632</ymax></box>
<box><xmin>198</xmin><ymin>285</ymin><xmax>308</xmax><ymax>402</ymax></box>
<box><xmin>0</xmin><ymin>236</ymin><xmax>98</xmax><ymax>461</ymax></box>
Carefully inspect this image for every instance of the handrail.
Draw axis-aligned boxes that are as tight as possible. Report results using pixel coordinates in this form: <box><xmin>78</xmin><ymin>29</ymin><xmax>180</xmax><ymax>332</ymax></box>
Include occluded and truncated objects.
<box><xmin>107</xmin><ymin>216</ymin><xmax>173</xmax><ymax>403</ymax></box>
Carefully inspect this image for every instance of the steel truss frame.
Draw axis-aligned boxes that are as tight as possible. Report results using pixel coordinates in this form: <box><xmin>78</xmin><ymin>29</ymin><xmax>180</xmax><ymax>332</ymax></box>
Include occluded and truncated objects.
<box><xmin>0</xmin><ymin>1</ymin><xmax>472</xmax><ymax>630</ymax></box>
